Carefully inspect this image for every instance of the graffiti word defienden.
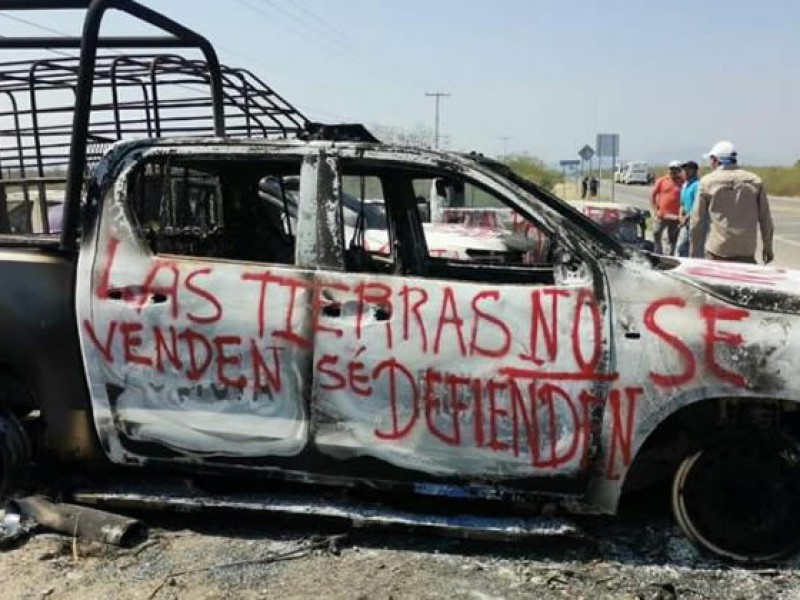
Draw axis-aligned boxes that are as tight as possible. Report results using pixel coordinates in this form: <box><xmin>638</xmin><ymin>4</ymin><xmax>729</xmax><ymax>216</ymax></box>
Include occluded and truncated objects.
<box><xmin>318</xmin><ymin>357</ymin><xmax>641</xmax><ymax>477</ymax></box>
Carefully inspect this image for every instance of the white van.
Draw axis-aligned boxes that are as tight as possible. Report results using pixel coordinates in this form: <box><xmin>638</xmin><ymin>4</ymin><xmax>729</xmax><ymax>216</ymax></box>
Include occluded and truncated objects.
<box><xmin>621</xmin><ymin>161</ymin><xmax>651</xmax><ymax>185</ymax></box>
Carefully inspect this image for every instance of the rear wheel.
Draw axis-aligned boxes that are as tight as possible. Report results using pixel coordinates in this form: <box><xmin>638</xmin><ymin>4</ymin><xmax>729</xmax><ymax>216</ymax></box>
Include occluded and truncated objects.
<box><xmin>672</xmin><ymin>434</ymin><xmax>800</xmax><ymax>562</ymax></box>
<box><xmin>0</xmin><ymin>410</ymin><xmax>30</xmax><ymax>499</ymax></box>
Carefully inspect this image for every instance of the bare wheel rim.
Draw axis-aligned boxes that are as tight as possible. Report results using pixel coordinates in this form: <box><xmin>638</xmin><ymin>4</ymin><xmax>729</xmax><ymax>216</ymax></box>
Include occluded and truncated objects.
<box><xmin>0</xmin><ymin>412</ymin><xmax>29</xmax><ymax>499</ymax></box>
<box><xmin>0</xmin><ymin>445</ymin><xmax>5</xmax><ymax>496</ymax></box>
<box><xmin>672</xmin><ymin>437</ymin><xmax>800</xmax><ymax>562</ymax></box>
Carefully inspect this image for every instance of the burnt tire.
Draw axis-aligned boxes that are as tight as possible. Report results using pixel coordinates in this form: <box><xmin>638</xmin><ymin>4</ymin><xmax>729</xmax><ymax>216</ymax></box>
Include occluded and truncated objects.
<box><xmin>672</xmin><ymin>434</ymin><xmax>800</xmax><ymax>562</ymax></box>
<box><xmin>0</xmin><ymin>410</ymin><xmax>30</xmax><ymax>500</ymax></box>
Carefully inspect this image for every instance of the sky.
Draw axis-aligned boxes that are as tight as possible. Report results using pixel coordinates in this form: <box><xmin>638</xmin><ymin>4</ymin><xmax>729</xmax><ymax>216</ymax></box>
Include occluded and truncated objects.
<box><xmin>2</xmin><ymin>0</ymin><xmax>800</xmax><ymax>165</ymax></box>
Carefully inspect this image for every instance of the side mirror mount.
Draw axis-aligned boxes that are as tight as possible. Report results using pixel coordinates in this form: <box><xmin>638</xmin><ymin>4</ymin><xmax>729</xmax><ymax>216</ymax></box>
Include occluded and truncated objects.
<box><xmin>428</xmin><ymin>178</ymin><xmax>448</xmax><ymax>223</ymax></box>
<box><xmin>416</xmin><ymin>195</ymin><xmax>430</xmax><ymax>223</ymax></box>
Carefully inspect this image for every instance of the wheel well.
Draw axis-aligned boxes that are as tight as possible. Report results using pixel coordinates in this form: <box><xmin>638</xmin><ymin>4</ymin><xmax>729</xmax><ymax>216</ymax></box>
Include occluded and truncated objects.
<box><xmin>0</xmin><ymin>365</ymin><xmax>38</xmax><ymax>416</ymax></box>
<box><xmin>623</xmin><ymin>396</ymin><xmax>800</xmax><ymax>494</ymax></box>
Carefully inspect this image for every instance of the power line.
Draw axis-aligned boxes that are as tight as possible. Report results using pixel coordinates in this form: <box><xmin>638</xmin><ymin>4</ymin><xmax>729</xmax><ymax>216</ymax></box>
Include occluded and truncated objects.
<box><xmin>425</xmin><ymin>92</ymin><xmax>450</xmax><ymax>148</ymax></box>
<box><xmin>284</xmin><ymin>0</ymin><xmax>354</xmax><ymax>48</ymax></box>
<box><xmin>214</xmin><ymin>41</ymin><xmax>288</xmax><ymax>77</ymax></box>
<box><xmin>232</xmin><ymin>0</ymin><xmax>438</xmax><ymax>124</ymax></box>
<box><xmin>277</xmin><ymin>0</ymin><xmax>437</xmax><ymax>98</ymax></box>
<box><xmin>212</xmin><ymin>42</ymin><xmax>357</xmax><ymax>123</ymax></box>
<box><xmin>0</xmin><ymin>7</ymin><xmax>354</xmax><ymax>126</ymax></box>
<box><xmin>226</xmin><ymin>0</ymin><xmax>375</xmax><ymax>120</ymax></box>
<box><xmin>234</xmin><ymin>0</ymin><xmax>350</xmax><ymax>57</ymax></box>
<box><xmin>258</xmin><ymin>0</ymin><xmax>358</xmax><ymax>54</ymax></box>
<box><xmin>0</xmin><ymin>12</ymin><xmax>73</xmax><ymax>38</ymax></box>
<box><xmin>0</xmin><ymin>12</ymin><xmax>215</xmax><ymax>96</ymax></box>
<box><xmin>0</xmin><ymin>12</ymin><xmax>77</xmax><ymax>58</ymax></box>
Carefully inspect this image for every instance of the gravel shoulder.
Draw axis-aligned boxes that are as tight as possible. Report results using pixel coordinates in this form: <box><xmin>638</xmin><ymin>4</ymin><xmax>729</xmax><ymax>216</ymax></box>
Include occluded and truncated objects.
<box><xmin>2</xmin><ymin>498</ymin><xmax>800</xmax><ymax>600</ymax></box>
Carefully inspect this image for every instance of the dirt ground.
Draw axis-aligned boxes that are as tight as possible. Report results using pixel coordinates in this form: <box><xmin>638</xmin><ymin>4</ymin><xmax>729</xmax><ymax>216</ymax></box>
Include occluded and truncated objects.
<box><xmin>1</xmin><ymin>494</ymin><xmax>799</xmax><ymax>600</ymax></box>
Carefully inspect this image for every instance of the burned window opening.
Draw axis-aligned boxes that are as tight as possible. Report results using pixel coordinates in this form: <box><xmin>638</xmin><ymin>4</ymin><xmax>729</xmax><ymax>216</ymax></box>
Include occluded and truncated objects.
<box><xmin>127</xmin><ymin>159</ymin><xmax>301</xmax><ymax>265</ymax></box>
<box><xmin>341</xmin><ymin>173</ymin><xmax>394</xmax><ymax>274</ymax></box>
<box><xmin>335</xmin><ymin>160</ymin><xmax>557</xmax><ymax>285</ymax></box>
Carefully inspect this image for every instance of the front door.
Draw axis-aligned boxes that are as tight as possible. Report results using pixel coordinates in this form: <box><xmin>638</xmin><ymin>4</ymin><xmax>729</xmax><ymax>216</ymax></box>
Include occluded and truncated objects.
<box><xmin>311</xmin><ymin>157</ymin><xmax>612</xmax><ymax>486</ymax></box>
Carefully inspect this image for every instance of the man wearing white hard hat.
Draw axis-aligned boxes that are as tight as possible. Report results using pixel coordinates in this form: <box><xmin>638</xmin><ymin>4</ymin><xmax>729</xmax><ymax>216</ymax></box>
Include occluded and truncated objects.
<box><xmin>690</xmin><ymin>141</ymin><xmax>774</xmax><ymax>264</ymax></box>
<box><xmin>650</xmin><ymin>160</ymin><xmax>684</xmax><ymax>255</ymax></box>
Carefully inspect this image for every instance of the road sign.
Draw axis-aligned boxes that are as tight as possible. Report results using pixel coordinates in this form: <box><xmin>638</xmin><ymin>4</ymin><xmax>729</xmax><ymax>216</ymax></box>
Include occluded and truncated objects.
<box><xmin>559</xmin><ymin>159</ymin><xmax>580</xmax><ymax>167</ymax></box>
<box><xmin>596</xmin><ymin>134</ymin><xmax>619</xmax><ymax>158</ymax></box>
<box><xmin>578</xmin><ymin>145</ymin><xmax>594</xmax><ymax>161</ymax></box>
<box><xmin>596</xmin><ymin>133</ymin><xmax>620</xmax><ymax>202</ymax></box>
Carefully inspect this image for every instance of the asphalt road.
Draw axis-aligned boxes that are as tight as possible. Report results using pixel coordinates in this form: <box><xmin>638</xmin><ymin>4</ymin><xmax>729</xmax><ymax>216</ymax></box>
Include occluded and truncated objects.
<box><xmin>604</xmin><ymin>180</ymin><xmax>800</xmax><ymax>270</ymax></box>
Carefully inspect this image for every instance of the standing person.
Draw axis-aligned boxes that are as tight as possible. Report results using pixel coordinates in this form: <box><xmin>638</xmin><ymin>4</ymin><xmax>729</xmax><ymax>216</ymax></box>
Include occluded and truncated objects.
<box><xmin>589</xmin><ymin>175</ymin><xmax>599</xmax><ymax>197</ymax></box>
<box><xmin>581</xmin><ymin>175</ymin><xmax>589</xmax><ymax>199</ymax></box>
<box><xmin>691</xmin><ymin>141</ymin><xmax>774</xmax><ymax>264</ymax></box>
<box><xmin>650</xmin><ymin>160</ymin><xmax>684</xmax><ymax>255</ymax></box>
<box><xmin>676</xmin><ymin>160</ymin><xmax>700</xmax><ymax>257</ymax></box>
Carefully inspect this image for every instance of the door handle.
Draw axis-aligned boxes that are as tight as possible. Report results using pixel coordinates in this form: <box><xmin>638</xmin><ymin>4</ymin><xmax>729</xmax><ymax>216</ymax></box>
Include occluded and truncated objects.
<box><xmin>374</xmin><ymin>304</ymin><xmax>392</xmax><ymax>321</ymax></box>
<box><xmin>321</xmin><ymin>302</ymin><xmax>341</xmax><ymax>318</ymax></box>
<box><xmin>104</xmin><ymin>288</ymin><xmax>169</xmax><ymax>305</ymax></box>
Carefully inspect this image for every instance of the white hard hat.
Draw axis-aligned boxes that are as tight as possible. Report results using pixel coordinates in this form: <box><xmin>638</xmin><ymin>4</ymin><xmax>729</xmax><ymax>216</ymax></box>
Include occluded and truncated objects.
<box><xmin>668</xmin><ymin>160</ymin><xmax>682</xmax><ymax>168</ymax></box>
<box><xmin>704</xmin><ymin>140</ymin><xmax>737</xmax><ymax>159</ymax></box>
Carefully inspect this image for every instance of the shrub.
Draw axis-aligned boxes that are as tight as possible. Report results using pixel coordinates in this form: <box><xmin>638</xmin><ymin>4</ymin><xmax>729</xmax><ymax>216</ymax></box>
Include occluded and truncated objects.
<box><xmin>504</xmin><ymin>154</ymin><xmax>562</xmax><ymax>191</ymax></box>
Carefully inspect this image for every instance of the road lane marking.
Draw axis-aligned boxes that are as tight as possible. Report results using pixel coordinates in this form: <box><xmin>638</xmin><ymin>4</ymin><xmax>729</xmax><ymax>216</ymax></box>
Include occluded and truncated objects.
<box><xmin>772</xmin><ymin>206</ymin><xmax>800</xmax><ymax>215</ymax></box>
<box><xmin>776</xmin><ymin>236</ymin><xmax>800</xmax><ymax>248</ymax></box>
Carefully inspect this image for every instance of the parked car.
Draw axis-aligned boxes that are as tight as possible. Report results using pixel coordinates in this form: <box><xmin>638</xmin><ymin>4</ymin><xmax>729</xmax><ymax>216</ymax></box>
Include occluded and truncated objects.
<box><xmin>621</xmin><ymin>161</ymin><xmax>652</xmax><ymax>185</ymax></box>
<box><xmin>1</xmin><ymin>0</ymin><xmax>800</xmax><ymax>565</ymax></box>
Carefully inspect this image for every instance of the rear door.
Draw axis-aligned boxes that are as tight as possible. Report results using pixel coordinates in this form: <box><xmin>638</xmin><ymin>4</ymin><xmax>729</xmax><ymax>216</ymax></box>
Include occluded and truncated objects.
<box><xmin>77</xmin><ymin>146</ymin><xmax>318</xmax><ymax>464</ymax></box>
<box><xmin>311</xmin><ymin>153</ymin><xmax>613</xmax><ymax>487</ymax></box>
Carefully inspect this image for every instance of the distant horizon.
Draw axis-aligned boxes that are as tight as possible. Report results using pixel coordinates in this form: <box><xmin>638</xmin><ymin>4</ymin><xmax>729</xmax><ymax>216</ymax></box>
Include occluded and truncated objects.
<box><xmin>0</xmin><ymin>1</ymin><xmax>797</xmax><ymax>166</ymax></box>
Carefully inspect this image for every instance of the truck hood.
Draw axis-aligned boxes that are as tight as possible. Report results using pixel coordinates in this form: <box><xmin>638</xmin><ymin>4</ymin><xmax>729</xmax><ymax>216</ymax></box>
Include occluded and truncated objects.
<box><xmin>667</xmin><ymin>258</ymin><xmax>800</xmax><ymax>315</ymax></box>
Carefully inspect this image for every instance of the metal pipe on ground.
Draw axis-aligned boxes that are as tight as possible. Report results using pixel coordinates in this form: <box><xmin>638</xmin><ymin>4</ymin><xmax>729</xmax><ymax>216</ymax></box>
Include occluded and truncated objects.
<box><xmin>5</xmin><ymin>495</ymin><xmax>147</xmax><ymax>547</ymax></box>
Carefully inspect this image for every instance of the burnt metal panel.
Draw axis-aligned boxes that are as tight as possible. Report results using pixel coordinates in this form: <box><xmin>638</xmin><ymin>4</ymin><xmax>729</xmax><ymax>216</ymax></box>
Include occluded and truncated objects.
<box><xmin>0</xmin><ymin>247</ymin><xmax>99</xmax><ymax>461</ymax></box>
<box><xmin>295</xmin><ymin>150</ymin><xmax>345</xmax><ymax>271</ymax></box>
<box><xmin>72</xmin><ymin>485</ymin><xmax>582</xmax><ymax>541</ymax></box>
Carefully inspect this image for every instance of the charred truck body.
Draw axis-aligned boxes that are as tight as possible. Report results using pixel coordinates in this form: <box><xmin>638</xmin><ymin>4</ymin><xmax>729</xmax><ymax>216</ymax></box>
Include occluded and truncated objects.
<box><xmin>1</xmin><ymin>0</ymin><xmax>800</xmax><ymax>563</ymax></box>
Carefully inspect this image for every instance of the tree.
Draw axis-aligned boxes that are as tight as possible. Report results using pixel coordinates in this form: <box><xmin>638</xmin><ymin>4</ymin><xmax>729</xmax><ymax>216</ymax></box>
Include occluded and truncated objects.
<box><xmin>503</xmin><ymin>153</ymin><xmax>562</xmax><ymax>191</ymax></box>
<box><xmin>370</xmin><ymin>123</ymin><xmax>434</xmax><ymax>147</ymax></box>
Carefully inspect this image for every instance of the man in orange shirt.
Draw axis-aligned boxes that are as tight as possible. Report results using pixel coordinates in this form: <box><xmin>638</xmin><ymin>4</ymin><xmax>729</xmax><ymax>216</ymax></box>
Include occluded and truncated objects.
<box><xmin>650</xmin><ymin>160</ymin><xmax>684</xmax><ymax>255</ymax></box>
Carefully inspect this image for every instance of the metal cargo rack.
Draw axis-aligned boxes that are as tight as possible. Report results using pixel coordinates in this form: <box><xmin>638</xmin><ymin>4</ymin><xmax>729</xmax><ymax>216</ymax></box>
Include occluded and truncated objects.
<box><xmin>0</xmin><ymin>0</ymin><xmax>309</xmax><ymax>248</ymax></box>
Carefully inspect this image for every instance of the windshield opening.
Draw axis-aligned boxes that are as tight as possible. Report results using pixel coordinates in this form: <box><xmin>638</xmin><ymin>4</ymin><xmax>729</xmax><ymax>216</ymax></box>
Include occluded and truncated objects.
<box><xmin>470</xmin><ymin>154</ymin><xmax>631</xmax><ymax>259</ymax></box>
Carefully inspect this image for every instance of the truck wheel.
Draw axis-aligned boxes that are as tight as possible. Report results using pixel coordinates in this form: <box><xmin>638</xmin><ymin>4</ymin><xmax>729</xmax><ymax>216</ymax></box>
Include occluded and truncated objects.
<box><xmin>0</xmin><ymin>410</ymin><xmax>30</xmax><ymax>499</ymax></box>
<box><xmin>672</xmin><ymin>434</ymin><xmax>800</xmax><ymax>562</ymax></box>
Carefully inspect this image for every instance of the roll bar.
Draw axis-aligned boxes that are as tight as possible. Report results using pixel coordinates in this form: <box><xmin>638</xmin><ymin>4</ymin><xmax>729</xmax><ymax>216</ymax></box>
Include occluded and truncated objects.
<box><xmin>0</xmin><ymin>0</ymin><xmax>225</xmax><ymax>251</ymax></box>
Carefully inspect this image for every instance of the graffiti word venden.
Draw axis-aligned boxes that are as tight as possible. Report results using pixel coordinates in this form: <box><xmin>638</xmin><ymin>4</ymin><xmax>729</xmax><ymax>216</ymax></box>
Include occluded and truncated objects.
<box><xmin>83</xmin><ymin>320</ymin><xmax>284</xmax><ymax>394</ymax></box>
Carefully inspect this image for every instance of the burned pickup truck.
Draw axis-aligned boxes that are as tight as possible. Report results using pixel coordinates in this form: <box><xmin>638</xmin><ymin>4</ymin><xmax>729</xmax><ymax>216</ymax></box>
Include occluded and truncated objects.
<box><xmin>1</xmin><ymin>0</ymin><xmax>800</xmax><ymax>564</ymax></box>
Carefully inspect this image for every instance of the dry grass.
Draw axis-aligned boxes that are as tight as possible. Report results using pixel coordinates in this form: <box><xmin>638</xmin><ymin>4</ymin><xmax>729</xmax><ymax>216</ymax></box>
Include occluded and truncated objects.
<box><xmin>651</xmin><ymin>164</ymin><xmax>800</xmax><ymax>198</ymax></box>
<box><xmin>750</xmin><ymin>165</ymin><xmax>800</xmax><ymax>197</ymax></box>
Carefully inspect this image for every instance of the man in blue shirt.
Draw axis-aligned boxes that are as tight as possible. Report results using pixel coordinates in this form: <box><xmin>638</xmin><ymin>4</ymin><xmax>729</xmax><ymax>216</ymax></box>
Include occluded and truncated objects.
<box><xmin>676</xmin><ymin>160</ymin><xmax>701</xmax><ymax>257</ymax></box>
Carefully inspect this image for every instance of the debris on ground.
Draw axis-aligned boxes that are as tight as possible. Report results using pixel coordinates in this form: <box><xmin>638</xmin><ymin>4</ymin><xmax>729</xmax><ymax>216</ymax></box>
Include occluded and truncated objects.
<box><xmin>0</xmin><ymin>507</ymin><xmax>37</xmax><ymax>550</ymax></box>
<box><xmin>3</xmin><ymin>496</ymin><xmax>147</xmax><ymax>548</ymax></box>
<box><xmin>1</xmin><ymin>510</ymin><xmax>800</xmax><ymax>599</ymax></box>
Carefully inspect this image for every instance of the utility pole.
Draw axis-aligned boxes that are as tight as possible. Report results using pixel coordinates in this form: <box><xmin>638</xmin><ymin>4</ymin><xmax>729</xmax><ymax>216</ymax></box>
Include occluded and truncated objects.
<box><xmin>425</xmin><ymin>91</ymin><xmax>451</xmax><ymax>148</ymax></box>
<box><xmin>498</xmin><ymin>136</ymin><xmax>511</xmax><ymax>162</ymax></box>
